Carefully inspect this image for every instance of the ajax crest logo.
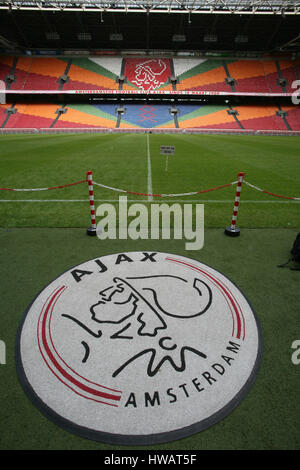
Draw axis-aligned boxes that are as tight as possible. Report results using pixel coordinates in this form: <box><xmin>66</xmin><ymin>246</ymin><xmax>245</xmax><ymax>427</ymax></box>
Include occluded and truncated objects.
<box><xmin>16</xmin><ymin>252</ymin><xmax>262</xmax><ymax>445</ymax></box>
<box><xmin>65</xmin><ymin>273</ymin><xmax>212</xmax><ymax>378</ymax></box>
<box><xmin>127</xmin><ymin>58</ymin><xmax>170</xmax><ymax>92</ymax></box>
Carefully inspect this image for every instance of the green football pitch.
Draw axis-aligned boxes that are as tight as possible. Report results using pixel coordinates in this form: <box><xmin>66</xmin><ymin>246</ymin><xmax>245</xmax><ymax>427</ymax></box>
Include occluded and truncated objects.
<box><xmin>0</xmin><ymin>132</ymin><xmax>300</xmax><ymax>229</ymax></box>
<box><xmin>0</xmin><ymin>133</ymin><xmax>299</xmax><ymax>450</ymax></box>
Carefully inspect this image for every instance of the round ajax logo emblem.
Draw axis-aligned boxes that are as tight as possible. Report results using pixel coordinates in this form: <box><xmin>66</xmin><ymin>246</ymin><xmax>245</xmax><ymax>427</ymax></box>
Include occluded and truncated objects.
<box><xmin>16</xmin><ymin>252</ymin><xmax>263</xmax><ymax>445</ymax></box>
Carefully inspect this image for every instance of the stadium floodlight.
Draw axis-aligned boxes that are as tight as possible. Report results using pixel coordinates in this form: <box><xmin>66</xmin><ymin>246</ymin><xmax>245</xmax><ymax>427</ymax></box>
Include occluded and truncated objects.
<box><xmin>109</xmin><ymin>33</ymin><xmax>123</xmax><ymax>41</ymax></box>
<box><xmin>235</xmin><ymin>35</ymin><xmax>248</xmax><ymax>43</ymax></box>
<box><xmin>45</xmin><ymin>32</ymin><xmax>60</xmax><ymax>40</ymax></box>
<box><xmin>172</xmin><ymin>34</ymin><xmax>186</xmax><ymax>42</ymax></box>
<box><xmin>77</xmin><ymin>32</ymin><xmax>92</xmax><ymax>40</ymax></box>
<box><xmin>204</xmin><ymin>34</ymin><xmax>218</xmax><ymax>43</ymax></box>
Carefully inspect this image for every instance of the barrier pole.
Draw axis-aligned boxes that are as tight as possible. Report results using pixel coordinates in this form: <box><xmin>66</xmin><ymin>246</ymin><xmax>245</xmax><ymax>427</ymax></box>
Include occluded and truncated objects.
<box><xmin>225</xmin><ymin>171</ymin><xmax>245</xmax><ymax>237</ymax></box>
<box><xmin>86</xmin><ymin>171</ymin><xmax>97</xmax><ymax>236</ymax></box>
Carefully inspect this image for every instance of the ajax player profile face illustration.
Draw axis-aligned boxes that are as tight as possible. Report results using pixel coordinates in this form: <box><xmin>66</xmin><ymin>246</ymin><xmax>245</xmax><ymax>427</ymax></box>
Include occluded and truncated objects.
<box><xmin>72</xmin><ymin>275</ymin><xmax>213</xmax><ymax>378</ymax></box>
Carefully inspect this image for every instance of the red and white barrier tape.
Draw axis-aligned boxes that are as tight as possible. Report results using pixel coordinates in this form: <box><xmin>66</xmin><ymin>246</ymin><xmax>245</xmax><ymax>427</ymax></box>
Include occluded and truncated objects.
<box><xmin>245</xmin><ymin>181</ymin><xmax>300</xmax><ymax>201</ymax></box>
<box><xmin>0</xmin><ymin>177</ymin><xmax>236</xmax><ymax>197</ymax></box>
<box><xmin>1</xmin><ymin>174</ymin><xmax>299</xmax><ymax>202</ymax></box>
<box><xmin>92</xmin><ymin>180</ymin><xmax>237</xmax><ymax>198</ymax></box>
<box><xmin>0</xmin><ymin>179</ymin><xmax>87</xmax><ymax>192</ymax></box>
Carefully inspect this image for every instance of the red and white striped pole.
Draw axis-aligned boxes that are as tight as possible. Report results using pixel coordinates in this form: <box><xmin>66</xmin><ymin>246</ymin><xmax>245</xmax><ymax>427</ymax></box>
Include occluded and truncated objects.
<box><xmin>86</xmin><ymin>170</ymin><xmax>97</xmax><ymax>236</ymax></box>
<box><xmin>225</xmin><ymin>171</ymin><xmax>245</xmax><ymax>237</ymax></box>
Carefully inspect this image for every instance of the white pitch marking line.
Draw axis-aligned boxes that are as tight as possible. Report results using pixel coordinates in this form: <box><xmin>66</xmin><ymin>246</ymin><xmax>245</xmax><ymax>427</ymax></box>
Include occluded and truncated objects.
<box><xmin>0</xmin><ymin>199</ymin><xmax>299</xmax><ymax>204</ymax></box>
<box><xmin>146</xmin><ymin>133</ymin><xmax>153</xmax><ymax>202</ymax></box>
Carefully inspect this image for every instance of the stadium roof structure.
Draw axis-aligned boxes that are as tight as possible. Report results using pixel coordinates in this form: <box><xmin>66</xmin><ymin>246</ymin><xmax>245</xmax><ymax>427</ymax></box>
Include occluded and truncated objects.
<box><xmin>0</xmin><ymin>0</ymin><xmax>299</xmax><ymax>14</ymax></box>
<box><xmin>0</xmin><ymin>0</ymin><xmax>299</xmax><ymax>52</ymax></box>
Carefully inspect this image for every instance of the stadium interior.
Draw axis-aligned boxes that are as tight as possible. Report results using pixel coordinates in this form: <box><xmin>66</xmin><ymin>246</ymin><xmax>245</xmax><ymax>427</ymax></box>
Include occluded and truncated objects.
<box><xmin>1</xmin><ymin>1</ymin><xmax>300</xmax><ymax>452</ymax></box>
<box><xmin>0</xmin><ymin>1</ymin><xmax>299</xmax><ymax>133</ymax></box>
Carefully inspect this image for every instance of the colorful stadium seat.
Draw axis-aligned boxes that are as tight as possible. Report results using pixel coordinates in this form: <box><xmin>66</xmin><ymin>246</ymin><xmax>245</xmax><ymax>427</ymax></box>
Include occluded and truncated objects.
<box><xmin>1</xmin><ymin>56</ymin><xmax>299</xmax><ymax>94</ymax></box>
<box><xmin>1</xmin><ymin>55</ymin><xmax>300</xmax><ymax>132</ymax></box>
<box><xmin>0</xmin><ymin>56</ymin><xmax>121</xmax><ymax>91</ymax></box>
<box><xmin>1</xmin><ymin>102</ymin><xmax>299</xmax><ymax>131</ymax></box>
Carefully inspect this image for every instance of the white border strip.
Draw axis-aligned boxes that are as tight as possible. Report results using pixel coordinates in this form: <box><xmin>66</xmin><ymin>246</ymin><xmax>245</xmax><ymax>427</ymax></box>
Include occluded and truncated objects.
<box><xmin>0</xmin><ymin>199</ymin><xmax>299</xmax><ymax>203</ymax></box>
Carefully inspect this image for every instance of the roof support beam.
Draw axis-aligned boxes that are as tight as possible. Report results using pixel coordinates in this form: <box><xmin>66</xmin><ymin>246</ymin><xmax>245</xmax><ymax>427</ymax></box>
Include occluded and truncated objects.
<box><xmin>0</xmin><ymin>1</ymin><xmax>299</xmax><ymax>15</ymax></box>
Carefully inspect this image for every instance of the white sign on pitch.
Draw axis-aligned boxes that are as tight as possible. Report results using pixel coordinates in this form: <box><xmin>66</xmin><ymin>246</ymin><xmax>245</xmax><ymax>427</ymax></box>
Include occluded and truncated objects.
<box><xmin>160</xmin><ymin>146</ymin><xmax>175</xmax><ymax>171</ymax></box>
<box><xmin>160</xmin><ymin>146</ymin><xmax>175</xmax><ymax>155</ymax></box>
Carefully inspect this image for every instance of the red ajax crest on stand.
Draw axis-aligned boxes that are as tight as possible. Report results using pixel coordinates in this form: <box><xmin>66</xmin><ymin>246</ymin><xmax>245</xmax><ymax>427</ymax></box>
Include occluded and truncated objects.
<box><xmin>125</xmin><ymin>58</ymin><xmax>171</xmax><ymax>92</ymax></box>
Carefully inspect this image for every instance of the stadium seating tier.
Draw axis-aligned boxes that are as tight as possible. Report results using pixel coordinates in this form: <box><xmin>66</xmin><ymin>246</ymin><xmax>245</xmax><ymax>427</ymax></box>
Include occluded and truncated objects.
<box><xmin>1</xmin><ymin>55</ymin><xmax>299</xmax><ymax>132</ymax></box>
<box><xmin>1</xmin><ymin>103</ymin><xmax>300</xmax><ymax>131</ymax></box>
<box><xmin>1</xmin><ymin>56</ymin><xmax>299</xmax><ymax>93</ymax></box>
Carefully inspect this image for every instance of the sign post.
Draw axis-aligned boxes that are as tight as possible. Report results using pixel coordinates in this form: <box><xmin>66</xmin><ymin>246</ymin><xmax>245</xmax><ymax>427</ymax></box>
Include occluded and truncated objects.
<box><xmin>160</xmin><ymin>145</ymin><xmax>175</xmax><ymax>172</ymax></box>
